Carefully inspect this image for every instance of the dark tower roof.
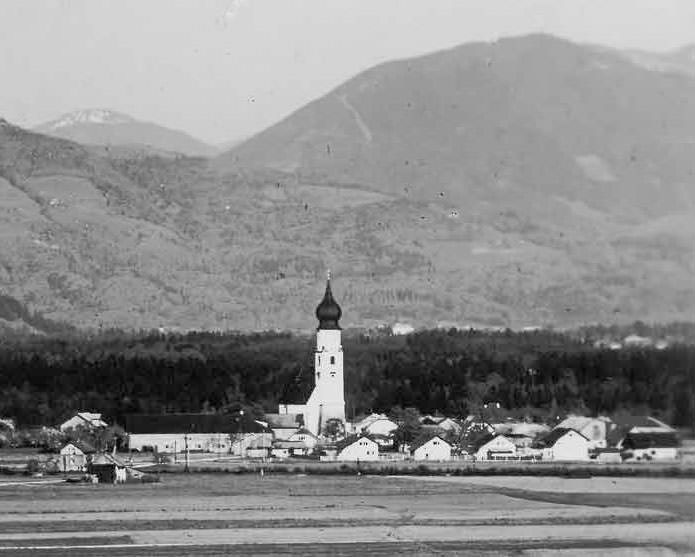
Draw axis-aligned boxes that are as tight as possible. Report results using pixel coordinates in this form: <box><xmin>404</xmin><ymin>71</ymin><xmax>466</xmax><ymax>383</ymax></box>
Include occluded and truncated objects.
<box><xmin>315</xmin><ymin>274</ymin><xmax>342</xmax><ymax>330</ymax></box>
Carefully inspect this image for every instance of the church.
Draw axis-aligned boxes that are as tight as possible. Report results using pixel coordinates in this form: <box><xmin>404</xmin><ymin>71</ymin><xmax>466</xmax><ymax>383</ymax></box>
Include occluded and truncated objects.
<box><xmin>274</xmin><ymin>274</ymin><xmax>346</xmax><ymax>438</ymax></box>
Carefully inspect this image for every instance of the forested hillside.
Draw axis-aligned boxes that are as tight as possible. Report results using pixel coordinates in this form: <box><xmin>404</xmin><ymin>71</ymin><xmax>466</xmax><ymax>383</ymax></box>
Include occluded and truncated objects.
<box><xmin>1</xmin><ymin>327</ymin><xmax>693</xmax><ymax>431</ymax></box>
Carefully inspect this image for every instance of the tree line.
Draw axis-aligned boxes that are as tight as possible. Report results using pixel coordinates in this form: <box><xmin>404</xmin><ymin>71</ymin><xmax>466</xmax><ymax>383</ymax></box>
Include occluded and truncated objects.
<box><xmin>0</xmin><ymin>327</ymin><xmax>693</xmax><ymax>432</ymax></box>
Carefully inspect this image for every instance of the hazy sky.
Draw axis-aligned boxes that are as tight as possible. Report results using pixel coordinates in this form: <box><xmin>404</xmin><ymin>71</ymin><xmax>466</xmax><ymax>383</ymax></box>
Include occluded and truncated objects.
<box><xmin>2</xmin><ymin>0</ymin><xmax>695</xmax><ymax>144</ymax></box>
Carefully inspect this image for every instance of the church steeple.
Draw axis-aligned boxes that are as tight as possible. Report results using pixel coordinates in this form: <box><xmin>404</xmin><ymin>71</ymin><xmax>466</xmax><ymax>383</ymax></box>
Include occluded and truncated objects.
<box><xmin>315</xmin><ymin>270</ymin><xmax>342</xmax><ymax>330</ymax></box>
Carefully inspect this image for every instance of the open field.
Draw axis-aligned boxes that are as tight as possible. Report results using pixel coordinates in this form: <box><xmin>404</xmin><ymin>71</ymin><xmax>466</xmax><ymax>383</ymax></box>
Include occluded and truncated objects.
<box><xmin>0</xmin><ymin>474</ymin><xmax>694</xmax><ymax>555</ymax></box>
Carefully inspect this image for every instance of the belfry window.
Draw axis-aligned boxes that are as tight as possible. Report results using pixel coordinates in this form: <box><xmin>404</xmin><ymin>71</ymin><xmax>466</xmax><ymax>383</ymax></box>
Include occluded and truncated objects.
<box><xmin>330</xmin><ymin>356</ymin><xmax>335</xmax><ymax>365</ymax></box>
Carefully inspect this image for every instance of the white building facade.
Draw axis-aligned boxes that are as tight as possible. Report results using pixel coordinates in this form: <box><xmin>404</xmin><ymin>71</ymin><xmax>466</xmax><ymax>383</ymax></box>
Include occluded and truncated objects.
<box><xmin>337</xmin><ymin>436</ymin><xmax>379</xmax><ymax>461</ymax></box>
<box><xmin>412</xmin><ymin>436</ymin><xmax>452</xmax><ymax>461</ymax></box>
<box><xmin>475</xmin><ymin>435</ymin><xmax>517</xmax><ymax>461</ymax></box>
<box><xmin>541</xmin><ymin>429</ymin><xmax>590</xmax><ymax>461</ymax></box>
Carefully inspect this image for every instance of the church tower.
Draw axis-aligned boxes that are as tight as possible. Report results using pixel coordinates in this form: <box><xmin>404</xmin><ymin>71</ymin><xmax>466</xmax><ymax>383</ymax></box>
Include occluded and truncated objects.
<box><xmin>304</xmin><ymin>272</ymin><xmax>346</xmax><ymax>437</ymax></box>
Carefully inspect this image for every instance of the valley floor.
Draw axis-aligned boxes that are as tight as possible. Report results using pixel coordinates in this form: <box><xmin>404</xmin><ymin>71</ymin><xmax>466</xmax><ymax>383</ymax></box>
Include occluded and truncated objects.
<box><xmin>0</xmin><ymin>474</ymin><xmax>694</xmax><ymax>555</ymax></box>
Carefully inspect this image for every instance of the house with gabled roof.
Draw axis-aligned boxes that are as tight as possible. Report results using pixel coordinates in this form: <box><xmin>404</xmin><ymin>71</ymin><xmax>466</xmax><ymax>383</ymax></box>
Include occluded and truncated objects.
<box><xmin>411</xmin><ymin>434</ymin><xmax>452</xmax><ymax>461</ymax></box>
<box><xmin>555</xmin><ymin>415</ymin><xmax>611</xmax><ymax>450</ymax></box>
<box><xmin>420</xmin><ymin>415</ymin><xmax>462</xmax><ymax>436</ymax></box>
<box><xmin>351</xmin><ymin>413</ymin><xmax>398</xmax><ymax>437</ymax></box>
<box><xmin>335</xmin><ymin>434</ymin><xmax>379</xmax><ymax>461</ymax></box>
<box><xmin>607</xmin><ymin>415</ymin><xmax>675</xmax><ymax>448</ymax></box>
<box><xmin>474</xmin><ymin>434</ymin><xmax>516</xmax><ymax>461</ymax></box>
<box><xmin>535</xmin><ymin>428</ymin><xmax>590</xmax><ymax>461</ymax></box>
<box><xmin>88</xmin><ymin>452</ymin><xmax>127</xmax><ymax>484</ymax></box>
<box><xmin>287</xmin><ymin>428</ymin><xmax>319</xmax><ymax>452</ymax></box>
<box><xmin>59</xmin><ymin>412</ymin><xmax>107</xmax><ymax>432</ymax></box>
<box><xmin>620</xmin><ymin>431</ymin><xmax>680</xmax><ymax>462</ymax></box>
<box><xmin>59</xmin><ymin>440</ymin><xmax>96</xmax><ymax>472</ymax></box>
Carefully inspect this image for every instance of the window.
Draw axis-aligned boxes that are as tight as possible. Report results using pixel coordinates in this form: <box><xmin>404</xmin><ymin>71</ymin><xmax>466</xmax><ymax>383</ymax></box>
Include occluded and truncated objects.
<box><xmin>330</xmin><ymin>356</ymin><xmax>335</xmax><ymax>365</ymax></box>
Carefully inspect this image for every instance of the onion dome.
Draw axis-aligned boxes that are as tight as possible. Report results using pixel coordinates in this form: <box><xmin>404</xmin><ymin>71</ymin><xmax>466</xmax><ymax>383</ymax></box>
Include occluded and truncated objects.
<box><xmin>315</xmin><ymin>273</ymin><xmax>342</xmax><ymax>330</ymax></box>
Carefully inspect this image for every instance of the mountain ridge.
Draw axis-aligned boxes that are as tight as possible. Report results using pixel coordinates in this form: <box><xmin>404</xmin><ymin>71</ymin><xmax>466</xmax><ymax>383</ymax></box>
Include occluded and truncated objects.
<box><xmin>34</xmin><ymin>109</ymin><xmax>219</xmax><ymax>158</ymax></box>
<box><xmin>2</xmin><ymin>34</ymin><xmax>695</xmax><ymax>331</ymax></box>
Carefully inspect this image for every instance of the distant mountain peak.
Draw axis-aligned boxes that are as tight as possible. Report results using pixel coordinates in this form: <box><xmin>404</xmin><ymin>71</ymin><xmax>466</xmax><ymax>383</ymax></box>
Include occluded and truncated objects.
<box><xmin>32</xmin><ymin>109</ymin><xmax>218</xmax><ymax>157</ymax></box>
<box><xmin>42</xmin><ymin>109</ymin><xmax>135</xmax><ymax>130</ymax></box>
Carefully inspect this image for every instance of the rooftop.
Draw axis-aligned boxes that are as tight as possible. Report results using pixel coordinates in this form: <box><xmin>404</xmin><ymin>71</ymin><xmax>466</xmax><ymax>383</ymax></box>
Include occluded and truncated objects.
<box><xmin>125</xmin><ymin>413</ymin><xmax>271</xmax><ymax>435</ymax></box>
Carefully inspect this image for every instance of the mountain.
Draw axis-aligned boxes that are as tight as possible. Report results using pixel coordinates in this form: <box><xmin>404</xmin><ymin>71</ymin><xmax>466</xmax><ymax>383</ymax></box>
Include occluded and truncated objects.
<box><xmin>219</xmin><ymin>34</ymin><xmax>695</xmax><ymax>219</ymax></box>
<box><xmin>2</xmin><ymin>34</ymin><xmax>695</xmax><ymax>331</ymax></box>
<box><xmin>34</xmin><ymin>109</ymin><xmax>218</xmax><ymax>158</ymax></box>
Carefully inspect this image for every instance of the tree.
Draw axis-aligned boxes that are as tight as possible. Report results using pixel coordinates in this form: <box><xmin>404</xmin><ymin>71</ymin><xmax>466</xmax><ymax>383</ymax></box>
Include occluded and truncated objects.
<box><xmin>322</xmin><ymin>418</ymin><xmax>345</xmax><ymax>442</ymax></box>
<box><xmin>389</xmin><ymin>406</ymin><xmax>422</xmax><ymax>448</ymax></box>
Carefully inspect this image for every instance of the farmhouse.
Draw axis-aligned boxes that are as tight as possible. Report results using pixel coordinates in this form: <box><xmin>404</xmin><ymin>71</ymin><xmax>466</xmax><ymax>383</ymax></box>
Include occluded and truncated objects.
<box><xmin>474</xmin><ymin>434</ymin><xmax>516</xmax><ymax>461</ymax></box>
<box><xmin>536</xmin><ymin>428</ymin><xmax>590</xmax><ymax>461</ymax></box>
<box><xmin>336</xmin><ymin>435</ymin><xmax>379</xmax><ymax>461</ymax></box>
<box><xmin>276</xmin><ymin>274</ymin><xmax>346</xmax><ymax>438</ymax></box>
<box><xmin>555</xmin><ymin>415</ymin><xmax>611</xmax><ymax>449</ymax></box>
<box><xmin>60</xmin><ymin>412</ymin><xmax>107</xmax><ymax>432</ymax></box>
<box><xmin>59</xmin><ymin>440</ymin><xmax>96</xmax><ymax>472</ymax></box>
<box><xmin>125</xmin><ymin>413</ymin><xmax>272</xmax><ymax>454</ymax></box>
<box><xmin>351</xmin><ymin>413</ymin><xmax>398</xmax><ymax>437</ymax></box>
<box><xmin>607</xmin><ymin>415</ymin><xmax>676</xmax><ymax>448</ymax></box>
<box><xmin>620</xmin><ymin>431</ymin><xmax>680</xmax><ymax>462</ymax></box>
<box><xmin>411</xmin><ymin>435</ymin><xmax>452</xmax><ymax>461</ymax></box>
<box><xmin>287</xmin><ymin>428</ymin><xmax>319</xmax><ymax>451</ymax></box>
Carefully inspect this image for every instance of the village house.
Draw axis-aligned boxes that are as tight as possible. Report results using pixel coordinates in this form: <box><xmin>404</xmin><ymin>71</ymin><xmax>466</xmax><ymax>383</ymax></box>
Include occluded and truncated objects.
<box><xmin>411</xmin><ymin>435</ymin><xmax>452</xmax><ymax>461</ymax></box>
<box><xmin>287</xmin><ymin>428</ymin><xmax>319</xmax><ymax>451</ymax></box>
<box><xmin>271</xmin><ymin>440</ymin><xmax>308</xmax><ymax>459</ymax></box>
<box><xmin>620</xmin><ymin>431</ymin><xmax>680</xmax><ymax>462</ymax></box>
<box><xmin>336</xmin><ymin>435</ymin><xmax>379</xmax><ymax>461</ymax></box>
<box><xmin>461</xmin><ymin>415</ymin><xmax>496</xmax><ymax>436</ymax></box>
<box><xmin>350</xmin><ymin>413</ymin><xmax>398</xmax><ymax>437</ymax></box>
<box><xmin>420</xmin><ymin>415</ymin><xmax>462</xmax><ymax>436</ymax></box>
<box><xmin>555</xmin><ymin>415</ymin><xmax>611</xmax><ymax>450</ymax></box>
<box><xmin>536</xmin><ymin>428</ymin><xmax>590</xmax><ymax>461</ymax></box>
<box><xmin>607</xmin><ymin>415</ymin><xmax>676</xmax><ymax>448</ymax></box>
<box><xmin>59</xmin><ymin>440</ymin><xmax>96</xmax><ymax>472</ymax></box>
<box><xmin>88</xmin><ymin>453</ymin><xmax>127</xmax><ymax>484</ymax></box>
<box><xmin>474</xmin><ymin>434</ymin><xmax>517</xmax><ymax>461</ymax></box>
<box><xmin>125</xmin><ymin>413</ymin><xmax>273</xmax><ymax>454</ymax></box>
<box><xmin>59</xmin><ymin>412</ymin><xmax>107</xmax><ymax>433</ymax></box>
<box><xmin>370</xmin><ymin>433</ymin><xmax>396</xmax><ymax>449</ymax></box>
